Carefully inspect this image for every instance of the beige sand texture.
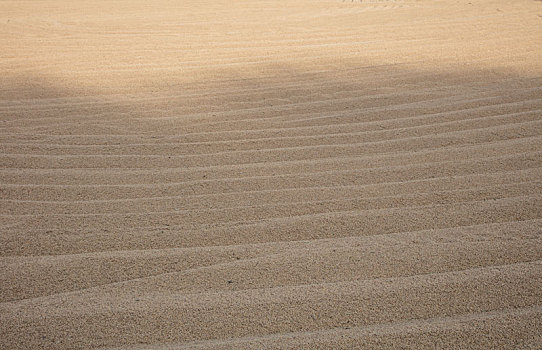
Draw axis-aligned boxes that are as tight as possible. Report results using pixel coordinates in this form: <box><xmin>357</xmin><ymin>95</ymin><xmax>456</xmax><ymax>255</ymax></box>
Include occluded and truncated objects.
<box><xmin>1</xmin><ymin>0</ymin><xmax>542</xmax><ymax>348</ymax></box>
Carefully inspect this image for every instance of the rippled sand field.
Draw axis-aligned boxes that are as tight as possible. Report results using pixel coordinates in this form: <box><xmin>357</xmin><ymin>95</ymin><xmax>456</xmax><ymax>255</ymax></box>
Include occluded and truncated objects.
<box><xmin>1</xmin><ymin>0</ymin><xmax>541</xmax><ymax>349</ymax></box>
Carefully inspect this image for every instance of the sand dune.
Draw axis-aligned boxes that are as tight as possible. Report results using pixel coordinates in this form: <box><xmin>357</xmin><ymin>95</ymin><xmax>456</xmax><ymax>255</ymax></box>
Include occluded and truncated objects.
<box><xmin>1</xmin><ymin>0</ymin><xmax>541</xmax><ymax>349</ymax></box>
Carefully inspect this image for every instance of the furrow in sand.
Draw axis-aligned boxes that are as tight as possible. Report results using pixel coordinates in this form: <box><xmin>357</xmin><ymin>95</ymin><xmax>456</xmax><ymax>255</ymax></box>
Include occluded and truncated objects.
<box><xmin>2</xmin><ymin>109</ymin><xmax>540</xmax><ymax>156</ymax></box>
<box><xmin>2</xmin><ymin>88</ymin><xmax>540</xmax><ymax>133</ymax></box>
<box><xmin>2</xmin><ymin>218</ymin><xmax>538</xmax><ymax>261</ymax></box>
<box><xmin>2</xmin><ymin>190</ymin><xmax>540</xmax><ymax>233</ymax></box>
<box><xmin>3</xmin><ymin>93</ymin><xmax>540</xmax><ymax>142</ymax></box>
<box><xmin>2</xmin><ymin>194</ymin><xmax>540</xmax><ymax>256</ymax></box>
<box><xmin>2</xmin><ymin>167</ymin><xmax>539</xmax><ymax>214</ymax></box>
<box><xmin>1</xmin><ymin>261</ymin><xmax>540</xmax><ymax>349</ymax></box>
<box><xmin>1</xmin><ymin>106</ymin><xmax>541</xmax><ymax>151</ymax></box>
<box><xmin>1</xmin><ymin>181</ymin><xmax>540</xmax><ymax>219</ymax></box>
<box><xmin>0</xmin><ymin>73</ymin><xmax>500</xmax><ymax>113</ymax></box>
<box><xmin>2</xmin><ymin>77</ymin><xmax>539</xmax><ymax>128</ymax></box>
<box><xmin>109</xmin><ymin>306</ymin><xmax>542</xmax><ymax>350</ymax></box>
<box><xmin>1</xmin><ymin>73</ymin><xmax>538</xmax><ymax>116</ymax></box>
<box><xmin>1</xmin><ymin>150</ymin><xmax>539</xmax><ymax>201</ymax></box>
<box><xmin>1</xmin><ymin>135</ymin><xmax>540</xmax><ymax>186</ymax></box>
<box><xmin>1</xmin><ymin>119</ymin><xmax>540</xmax><ymax>169</ymax></box>
<box><xmin>2</xmin><ymin>219</ymin><xmax>541</xmax><ymax>302</ymax></box>
<box><xmin>2</xmin><ymin>76</ymin><xmax>539</xmax><ymax>117</ymax></box>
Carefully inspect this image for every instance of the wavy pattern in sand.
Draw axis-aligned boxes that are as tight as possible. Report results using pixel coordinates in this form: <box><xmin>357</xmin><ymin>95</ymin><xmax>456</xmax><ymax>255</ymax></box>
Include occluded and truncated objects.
<box><xmin>1</xmin><ymin>0</ymin><xmax>541</xmax><ymax>349</ymax></box>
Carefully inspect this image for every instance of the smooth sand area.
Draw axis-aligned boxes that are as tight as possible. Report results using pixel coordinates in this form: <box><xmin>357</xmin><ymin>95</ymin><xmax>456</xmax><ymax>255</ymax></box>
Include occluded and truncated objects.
<box><xmin>1</xmin><ymin>0</ymin><xmax>541</xmax><ymax>348</ymax></box>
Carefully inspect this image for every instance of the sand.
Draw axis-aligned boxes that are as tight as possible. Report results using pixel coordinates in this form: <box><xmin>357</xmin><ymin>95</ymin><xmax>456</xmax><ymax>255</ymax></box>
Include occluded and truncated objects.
<box><xmin>0</xmin><ymin>0</ymin><xmax>541</xmax><ymax>348</ymax></box>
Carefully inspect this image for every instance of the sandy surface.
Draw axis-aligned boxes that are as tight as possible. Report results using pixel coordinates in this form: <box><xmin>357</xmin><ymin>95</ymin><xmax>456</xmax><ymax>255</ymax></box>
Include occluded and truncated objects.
<box><xmin>1</xmin><ymin>0</ymin><xmax>541</xmax><ymax>349</ymax></box>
